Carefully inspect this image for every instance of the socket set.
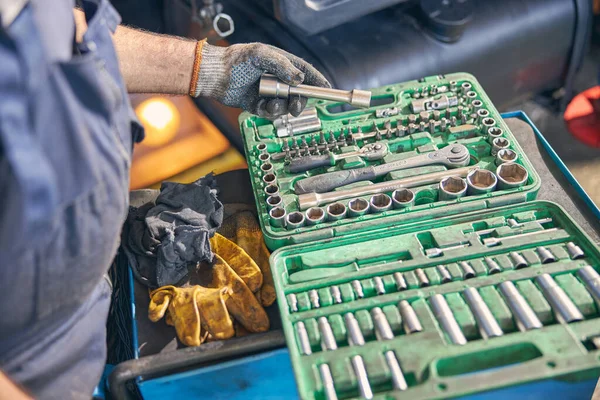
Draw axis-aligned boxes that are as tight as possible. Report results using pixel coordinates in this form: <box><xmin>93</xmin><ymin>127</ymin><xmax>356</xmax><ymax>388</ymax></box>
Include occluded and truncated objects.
<box><xmin>239</xmin><ymin>73</ymin><xmax>541</xmax><ymax>250</ymax></box>
<box><xmin>271</xmin><ymin>202</ymin><xmax>600</xmax><ymax>399</ymax></box>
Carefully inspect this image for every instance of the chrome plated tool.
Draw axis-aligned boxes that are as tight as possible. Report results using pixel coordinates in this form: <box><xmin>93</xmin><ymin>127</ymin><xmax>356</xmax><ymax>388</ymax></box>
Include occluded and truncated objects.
<box><xmin>430</xmin><ymin>294</ymin><xmax>467</xmax><ymax>345</ymax></box>
<box><xmin>463</xmin><ymin>287</ymin><xmax>503</xmax><ymax>339</ymax></box>
<box><xmin>498</xmin><ymin>281</ymin><xmax>543</xmax><ymax>331</ymax></box>
<box><xmin>286</xmin><ymin>143</ymin><xmax>388</xmax><ymax>173</ymax></box>
<box><xmin>295</xmin><ymin>144</ymin><xmax>471</xmax><ymax>194</ymax></box>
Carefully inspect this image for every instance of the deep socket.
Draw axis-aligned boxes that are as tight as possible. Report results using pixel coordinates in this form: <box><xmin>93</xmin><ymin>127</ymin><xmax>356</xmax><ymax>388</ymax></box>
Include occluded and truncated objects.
<box><xmin>536</xmin><ymin>246</ymin><xmax>556</xmax><ymax>264</ymax></box>
<box><xmin>415</xmin><ymin>268</ymin><xmax>430</xmax><ymax>287</ymax></box>
<box><xmin>330</xmin><ymin>286</ymin><xmax>342</xmax><ymax>304</ymax></box>
<box><xmin>351</xmin><ymin>356</ymin><xmax>373</xmax><ymax>399</ymax></box>
<box><xmin>566</xmin><ymin>242</ymin><xmax>585</xmax><ymax>259</ymax></box>
<box><xmin>535</xmin><ymin>274</ymin><xmax>584</xmax><ymax>323</ymax></box>
<box><xmin>385</xmin><ymin>351</ymin><xmax>408</xmax><ymax>391</ymax></box>
<box><xmin>463</xmin><ymin>287</ymin><xmax>504</xmax><ymax>339</ymax></box>
<box><xmin>459</xmin><ymin>261</ymin><xmax>476</xmax><ymax>279</ymax></box>
<box><xmin>509</xmin><ymin>252</ymin><xmax>528</xmax><ymax>269</ymax></box>
<box><xmin>288</xmin><ymin>293</ymin><xmax>298</xmax><ymax>312</ymax></box>
<box><xmin>577</xmin><ymin>266</ymin><xmax>600</xmax><ymax>305</ymax></box>
<box><xmin>498</xmin><ymin>281</ymin><xmax>543</xmax><ymax>331</ymax></box>
<box><xmin>319</xmin><ymin>364</ymin><xmax>338</xmax><ymax>400</ymax></box>
<box><xmin>371</xmin><ymin>307</ymin><xmax>394</xmax><ymax>340</ymax></box>
<box><xmin>373</xmin><ymin>276</ymin><xmax>386</xmax><ymax>295</ymax></box>
<box><xmin>318</xmin><ymin>317</ymin><xmax>338</xmax><ymax>351</ymax></box>
<box><xmin>344</xmin><ymin>313</ymin><xmax>366</xmax><ymax>346</ymax></box>
<box><xmin>296</xmin><ymin>321</ymin><xmax>312</xmax><ymax>355</ymax></box>
<box><xmin>430</xmin><ymin>294</ymin><xmax>467</xmax><ymax>345</ymax></box>
<box><xmin>484</xmin><ymin>257</ymin><xmax>502</xmax><ymax>274</ymax></box>
<box><xmin>436</xmin><ymin>265</ymin><xmax>453</xmax><ymax>283</ymax></box>
<box><xmin>262</xmin><ymin>172</ymin><xmax>277</xmax><ymax>185</ymax></box>
<box><xmin>399</xmin><ymin>300</ymin><xmax>423</xmax><ymax>333</ymax></box>
<box><xmin>309</xmin><ymin>289</ymin><xmax>320</xmax><ymax>309</ymax></box>
<box><xmin>352</xmin><ymin>280</ymin><xmax>364</xmax><ymax>299</ymax></box>
<box><xmin>394</xmin><ymin>272</ymin><xmax>408</xmax><ymax>291</ymax></box>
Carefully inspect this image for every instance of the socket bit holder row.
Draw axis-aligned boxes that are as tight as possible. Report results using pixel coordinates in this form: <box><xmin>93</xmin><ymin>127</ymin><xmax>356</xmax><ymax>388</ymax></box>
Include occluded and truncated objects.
<box><xmin>240</xmin><ymin>73</ymin><xmax>541</xmax><ymax>250</ymax></box>
<box><xmin>270</xmin><ymin>201</ymin><xmax>600</xmax><ymax>400</ymax></box>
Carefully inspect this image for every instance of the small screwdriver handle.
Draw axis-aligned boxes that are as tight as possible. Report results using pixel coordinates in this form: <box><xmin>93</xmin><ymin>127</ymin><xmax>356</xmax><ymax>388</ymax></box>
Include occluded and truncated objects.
<box><xmin>294</xmin><ymin>167</ymin><xmax>377</xmax><ymax>194</ymax></box>
<box><xmin>286</xmin><ymin>154</ymin><xmax>333</xmax><ymax>173</ymax></box>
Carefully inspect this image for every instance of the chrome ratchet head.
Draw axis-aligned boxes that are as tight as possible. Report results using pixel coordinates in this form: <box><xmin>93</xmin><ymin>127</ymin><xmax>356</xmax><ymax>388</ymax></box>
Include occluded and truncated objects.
<box><xmin>359</xmin><ymin>143</ymin><xmax>389</xmax><ymax>161</ymax></box>
<box><xmin>426</xmin><ymin>144</ymin><xmax>471</xmax><ymax>168</ymax></box>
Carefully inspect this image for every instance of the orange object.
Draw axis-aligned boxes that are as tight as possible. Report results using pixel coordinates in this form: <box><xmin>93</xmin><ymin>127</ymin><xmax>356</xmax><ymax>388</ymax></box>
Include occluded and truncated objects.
<box><xmin>130</xmin><ymin>95</ymin><xmax>230</xmax><ymax>189</ymax></box>
<box><xmin>564</xmin><ymin>86</ymin><xmax>600</xmax><ymax>147</ymax></box>
<box><xmin>189</xmin><ymin>39</ymin><xmax>206</xmax><ymax>96</ymax></box>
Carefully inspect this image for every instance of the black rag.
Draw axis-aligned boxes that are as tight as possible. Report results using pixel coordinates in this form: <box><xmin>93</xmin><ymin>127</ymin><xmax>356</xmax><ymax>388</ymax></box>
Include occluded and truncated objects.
<box><xmin>122</xmin><ymin>174</ymin><xmax>223</xmax><ymax>288</ymax></box>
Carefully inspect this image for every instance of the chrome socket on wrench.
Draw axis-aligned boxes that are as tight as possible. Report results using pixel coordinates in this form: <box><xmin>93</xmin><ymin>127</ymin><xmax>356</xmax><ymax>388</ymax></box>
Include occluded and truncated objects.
<box><xmin>439</xmin><ymin>176</ymin><xmax>467</xmax><ymax>200</ymax></box>
<box><xmin>286</xmin><ymin>211</ymin><xmax>305</xmax><ymax>230</ymax></box>
<box><xmin>392</xmin><ymin>189</ymin><xmax>415</xmax><ymax>209</ymax></box>
<box><xmin>399</xmin><ymin>300</ymin><xmax>423</xmax><ymax>333</ymax></box>
<box><xmin>269</xmin><ymin>207</ymin><xmax>286</xmax><ymax>228</ymax></box>
<box><xmin>535</xmin><ymin>274</ymin><xmax>584</xmax><ymax>323</ymax></box>
<box><xmin>487</xmin><ymin>127</ymin><xmax>503</xmax><ymax>143</ymax></box>
<box><xmin>430</xmin><ymin>294</ymin><xmax>467</xmax><ymax>345</ymax></box>
<box><xmin>262</xmin><ymin>172</ymin><xmax>277</xmax><ymax>186</ymax></box>
<box><xmin>348</xmin><ymin>198</ymin><xmax>370</xmax><ymax>217</ymax></box>
<box><xmin>326</xmin><ymin>202</ymin><xmax>347</xmax><ymax>221</ymax></box>
<box><xmin>370</xmin><ymin>193</ymin><xmax>392</xmax><ymax>212</ymax></box>
<box><xmin>466</xmin><ymin>169</ymin><xmax>497</xmax><ymax>195</ymax></box>
<box><xmin>463</xmin><ymin>287</ymin><xmax>504</xmax><ymax>339</ymax></box>
<box><xmin>305</xmin><ymin>207</ymin><xmax>325</xmax><ymax>225</ymax></box>
<box><xmin>496</xmin><ymin>149</ymin><xmax>518</xmax><ymax>166</ymax></box>
<box><xmin>266</xmin><ymin>195</ymin><xmax>283</xmax><ymax>210</ymax></box>
<box><xmin>498</xmin><ymin>281</ymin><xmax>543</xmax><ymax>331</ymax></box>
<box><xmin>496</xmin><ymin>163</ymin><xmax>528</xmax><ymax>189</ymax></box>
<box><xmin>491</xmin><ymin>137</ymin><xmax>510</xmax><ymax>156</ymax></box>
<box><xmin>264</xmin><ymin>184</ymin><xmax>279</xmax><ymax>197</ymax></box>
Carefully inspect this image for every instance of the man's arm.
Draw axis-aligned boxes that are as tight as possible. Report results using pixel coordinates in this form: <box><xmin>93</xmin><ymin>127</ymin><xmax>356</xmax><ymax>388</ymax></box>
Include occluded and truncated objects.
<box><xmin>0</xmin><ymin>372</ymin><xmax>33</xmax><ymax>400</ymax></box>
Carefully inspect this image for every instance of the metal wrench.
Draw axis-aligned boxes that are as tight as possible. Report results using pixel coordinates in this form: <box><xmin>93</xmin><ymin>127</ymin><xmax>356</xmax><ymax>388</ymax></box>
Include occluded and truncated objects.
<box><xmin>294</xmin><ymin>144</ymin><xmax>471</xmax><ymax>194</ymax></box>
<box><xmin>286</xmin><ymin>143</ymin><xmax>389</xmax><ymax>173</ymax></box>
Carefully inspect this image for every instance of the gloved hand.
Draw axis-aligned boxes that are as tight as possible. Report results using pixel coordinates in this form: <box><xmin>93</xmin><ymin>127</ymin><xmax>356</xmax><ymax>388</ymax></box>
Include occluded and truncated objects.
<box><xmin>194</xmin><ymin>42</ymin><xmax>330</xmax><ymax>118</ymax></box>
<box><xmin>148</xmin><ymin>233</ymin><xmax>270</xmax><ymax>346</ymax></box>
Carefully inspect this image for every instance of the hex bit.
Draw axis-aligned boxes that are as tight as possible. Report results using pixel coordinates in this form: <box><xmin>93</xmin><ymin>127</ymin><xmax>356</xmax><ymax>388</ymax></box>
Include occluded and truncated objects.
<box><xmin>459</xmin><ymin>261</ymin><xmax>476</xmax><ymax>279</ymax></box>
<box><xmin>415</xmin><ymin>268</ymin><xmax>430</xmax><ymax>287</ymax></box>
<box><xmin>399</xmin><ymin>300</ymin><xmax>423</xmax><ymax>334</ymax></box>
<box><xmin>330</xmin><ymin>286</ymin><xmax>343</xmax><ymax>304</ymax></box>
<box><xmin>535</xmin><ymin>274</ymin><xmax>584</xmax><ymax>323</ymax></box>
<box><xmin>309</xmin><ymin>289</ymin><xmax>320</xmax><ymax>309</ymax></box>
<box><xmin>394</xmin><ymin>272</ymin><xmax>408</xmax><ymax>291</ymax></box>
<box><xmin>373</xmin><ymin>276</ymin><xmax>386</xmax><ymax>295</ymax></box>
<box><xmin>296</xmin><ymin>321</ymin><xmax>312</xmax><ymax>355</ymax></box>
<box><xmin>509</xmin><ymin>252</ymin><xmax>528</xmax><ymax>269</ymax></box>
<box><xmin>352</xmin><ymin>280</ymin><xmax>365</xmax><ymax>299</ymax></box>
<box><xmin>566</xmin><ymin>242</ymin><xmax>585</xmax><ymax>259</ymax></box>
<box><xmin>436</xmin><ymin>265</ymin><xmax>453</xmax><ymax>283</ymax></box>
<box><xmin>463</xmin><ymin>288</ymin><xmax>503</xmax><ymax>339</ymax></box>
<box><xmin>498</xmin><ymin>281</ymin><xmax>543</xmax><ymax>331</ymax></box>
<box><xmin>319</xmin><ymin>364</ymin><xmax>338</xmax><ymax>400</ymax></box>
<box><xmin>318</xmin><ymin>317</ymin><xmax>338</xmax><ymax>351</ymax></box>
<box><xmin>430</xmin><ymin>294</ymin><xmax>467</xmax><ymax>345</ymax></box>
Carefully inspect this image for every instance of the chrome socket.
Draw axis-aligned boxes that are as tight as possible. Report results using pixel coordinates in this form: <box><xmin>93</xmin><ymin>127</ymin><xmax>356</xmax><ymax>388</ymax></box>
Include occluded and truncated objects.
<box><xmin>347</xmin><ymin>198</ymin><xmax>370</xmax><ymax>217</ymax></box>
<box><xmin>449</xmin><ymin>81</ymin><xmax>458</xmax><ymax>91</ymax></box>
<box><xmin>398</xmin><ymin>300</ymin><xmax>423</xmax><ymax>334</ymax></box>
<box><xmin>256</xmin><ymin>142</ymin><xmax>268</xmax><ymax>154</ymax></box>
<box><xmin>577</xmin><ymin>266</ymin><xmax>600</xmax><ymax>305</ymax></box>
<box><xmin>566</xmin><ymin>242</ymin><xmax>585</xmax><ymax>259</ymax></box>
<box><xmin>436</xmin><ymin>265</ymin><xmax>453</xmax><ymax>283</ymax></box>
<box><xmin>509</xmin><ymin>251</ymin><xmax>528</xmax><ymax>269</ymax></box>
<box><xmin>535</xmin><ymin>274</ymin><xmax>584</xmax><ymax>323</ymax></box>
<box><xmin>496</xmin><ymin>163</ymin><xmax>528</xmax><ymax>189</ymax></box>
<box><xmin>476</xmin><ymin>108</ymin><xmax>489</xmax><ymax>123</ymax></box>
<box><xmin>296</xmin><ymin>322</ymin><xmax>312</xmax><ymax>355</ymax></box>
<box><xmin>482</xmin><ymin>117</ymin><xmax>496</xmax><ymax>128</ymax></box>
<box><xmin>305</xmin><ymin>207</ymin><xmax>326</xmax><ymax>225</ymax></box>
<box><xmin>318</xmin><ymin>317</ymin><xmax>338</xmax><ymax>351</ymax></box>
<box><xmin>461</xmin><ymin>82</ymin><xmax>472</xmax><ymax>93</ymax></box>
<box><xmin>266</xmin><ymin>195</ymin><xmax>283</xmax><ymax>210</ymax></box>
<box><xmin>466</xmin><ymin>169</ymin><xmax>497</xmax><ymax>195</ymax></box>
<box><xmin>269</xmin><ymin>207</ymin><xmax>286</xmax><ymax>228</ymax></box>
<box><xmin>258</xmin><ymin>153</ymin><xmax>271</xmax><ymax>163</ymax></box>
<box><xmin>466</xmin><ymin>91</ymin><xmax>477</xmax><ymax>98</ymax></box>
<box><xmin>260</xmin><ymin>162</ymin><xmax>274</xmax><ymax>175</ymax></box>
<box><xmin>330</xmin><ymin>286</ymin><xmax>342</xmax><ymax>304</ymax></box>
<box><xmin>392</xmin><ymin>189</ymin><xmax>415</xmax><ymax>209</ymax></box>
<box><xmin>326</xmin><ymin>202</ymin><xmax>347</xmax><ymax>221</ymax></box>
<box><xmin>491</xmin><ymin>137</ymin><xmax>510</xmax><ymax>156</ymax></box>
<box><xmin>487</xmin><ymin>127</ymin><xmax>503</xmax><ymax>142</ymax></box>
<box><xmin>262</xmin><ymin>172</ymin><xmax>277</xmax><ymax>186</ymax></box>
<box><xmin>415</xmin><ymin>268</ymin><xmax>430</xmax><ymax>287</ymax></box>
<box><xmin>373</xmin><ymin>276</ymin><xmax>386</xmax><ymax>295</ymax></box>
<box><xmin>370</xmin><ymin>193</ymin><xmax>392</xmax><ymax>212</ymax></box>
<box><xmin>463</xmin><ymin>287</ymin><xmax>504</xmax><ymax>339</ymax></box>
<box><xmin>498</xmin><ymin>281</ymin><xmax>543</xmax><ymax>332</ymax></box>
<box><xmin>430</xmin><ymin>294</ymin><xmax>467</xmax><ymax>345</ymax></box>
<box><xmin>309</xmin><ymin>289</ymin><xmax>320</xmax><ymax>308</ymax></box>
<box><xmin>471</xmin><ymin>99</ymin><xmax>483</xmax><ymax>109</ymax></box>
<box><xmin>459</xmin><ymin>261</ymin><xmax>476</xmax><ymax>279</ymax></box>
<box><xmin>536</xmin><ymin>246</ymin><xmax>555</xmax><ymax>264</ymax></box>
<box><xmin>264</xmin><ymin>184</ymin><xmax>279</xmax><ymax>198</ymax></box>
<box><xmin>286</xmin><ymin>211</ymin><xmax>305</xmax><ymax>229</ymax></box>
<box><xmin>439</xmin><ymin>176</ymin><xmax>467</xmax><ymax>200</ymax></box>
<box><xmin>496</xmin><ymin>149</ymin><xmax>518</xmax><ymax>166</ymax></box>
<box><xmin>351</xmin><ymin>280</ymin><xmax>364</xmax><ymax>299</ymax></box>
<box><xmin>394</xmin><ymin>272</ymin><xmax>408</xmax><ymax>291</ymax></box>
<box><xmin>484</xmin><ymin>257</ymin><xmax>502</xmax><ymax>274</ymax></box>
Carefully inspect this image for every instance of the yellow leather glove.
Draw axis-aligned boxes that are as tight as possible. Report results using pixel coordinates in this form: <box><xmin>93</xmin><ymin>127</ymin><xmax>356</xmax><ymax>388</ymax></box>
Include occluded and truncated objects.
<box><xmin>148</xmin><ymin>285</ymin><xmax>234</xmax><ymax>347</ymax></box>
<box><xmin>218</xmin><ymin>211</ymin><xmax>276</xmax><ymax>307</ymax></box>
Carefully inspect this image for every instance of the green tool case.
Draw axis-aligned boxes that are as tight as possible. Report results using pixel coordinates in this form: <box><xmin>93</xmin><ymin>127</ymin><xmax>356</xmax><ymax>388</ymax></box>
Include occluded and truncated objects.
<box><xmin>238</xmin><ymin>73</ymin><xmax>600</xmax><ymax>399</ymax></box>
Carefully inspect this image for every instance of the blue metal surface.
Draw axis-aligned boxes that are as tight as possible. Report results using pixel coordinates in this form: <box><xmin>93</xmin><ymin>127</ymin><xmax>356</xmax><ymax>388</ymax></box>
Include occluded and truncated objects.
<box><xmin>502</xmin><ymin>110</ymin><xmax>600</xmax><ymax>220</ymax></box>
<box><xmin>132</xmin><ymin>112</ymin><xmax>599</xmax><ymax>399</ymax></box>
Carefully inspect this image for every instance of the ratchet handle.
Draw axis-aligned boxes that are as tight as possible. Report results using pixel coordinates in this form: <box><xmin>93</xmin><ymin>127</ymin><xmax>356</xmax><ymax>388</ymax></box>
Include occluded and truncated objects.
<box><xmin>286</xmin><ymin>155</ymin><xmax>333</xmax><ymax>173</ymax></box>
<box><xmin>294</xmin><ymin>167</ymin><xmax>377</xmax><ymax>194</ymax></box>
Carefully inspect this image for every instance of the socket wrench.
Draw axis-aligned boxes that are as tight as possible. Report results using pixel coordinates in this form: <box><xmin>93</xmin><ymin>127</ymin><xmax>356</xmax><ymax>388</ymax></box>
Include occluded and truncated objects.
<box><xmin>260</xmin><ymin>74</ymin><xmax>371</xmax><ymax>108</ymax></box>
<box><xmin>294</xmin><ymin>144</ymin><xmax>471</xmax><ymax>194</ymax></box>
<box><xmin>286</xmin><ymin>143</ymin><xmax>388</xmax><ymax>173</ymax></box>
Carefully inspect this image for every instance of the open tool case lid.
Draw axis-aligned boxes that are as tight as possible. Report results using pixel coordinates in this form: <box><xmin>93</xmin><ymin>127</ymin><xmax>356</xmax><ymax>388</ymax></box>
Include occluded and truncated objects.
<box><xmin>238</xmin><ymin>73</ymin><xmax>541</xmax><ymax>251</ymax></box>
<box><xmin>270</xmin><ymin>201</ymin><xmax>600</xmax><ymax>399</ymax></box>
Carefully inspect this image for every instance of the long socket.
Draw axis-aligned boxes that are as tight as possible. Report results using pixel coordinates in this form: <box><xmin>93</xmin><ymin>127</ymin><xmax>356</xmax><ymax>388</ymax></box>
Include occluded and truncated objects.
<box><xmin>298</xmin><ymin>166</ymin><xmax>479</xmax><ymax>209</ymax></box>
<box><xmin>498</xmin><ymin>281</ymin><xmax>543</xmax><ymax>331</ymax></box>
<box><xmin>371</xmin><ymin>307</ymin><xmax>394</xmax><ymax>340</ymax></box>
<box><xmin>430</xmin><ymin>294</ymin><xmax>467</xmax><ymax>345</ymax></box>
<box><xmin>318</xmin><ymin>317</ymin><xmax>338</xmax><ymax>351</ymax></box>
<box><xmin>577</xmin><ymin>266</ymin><xmax>600</xmax><ymax>305</ymax></box>
<box><xmin>535</xmin><ymin>274</ymin><xmax>584</xmax><ymax>323</ymax></box>
<box><xmin>344</xmin><ymin>314</ymin><xmax>373</xmax><ymax>399</ymax></box>
<box><xmin>463</xmin><ymin>288</ymin><xmax>503</xmax><ymax>339</ymax></box>
<box><xmin>319</xmin><ymin>364</ymin><xmax>338</xmax><ymax>400</ymax></box>
<box><xmin>296</xmin><ymin>322</ymin><xmax>312</xmax><ymax>355</ymax></box>
<box><xmin>260</xmin><ymin>74</ymin><xmax>371</xmax><ymax>108</ymax></box>
<box><xmin>399</xmin><ymin>300</ymin><xmax>423</xmax><ymax>333</ymax></box>
<box><xmin>385</xmin><ymin>351</ymin><xmax>408</xmax><ymax>391</ymax></box>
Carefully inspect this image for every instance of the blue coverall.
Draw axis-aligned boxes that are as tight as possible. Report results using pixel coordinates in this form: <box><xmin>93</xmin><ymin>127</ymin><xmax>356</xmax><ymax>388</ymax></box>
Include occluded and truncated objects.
<box><xmin>0</xmin><ymin>0</ymin><xmax>143</xmax><ymax>398</ymax></box>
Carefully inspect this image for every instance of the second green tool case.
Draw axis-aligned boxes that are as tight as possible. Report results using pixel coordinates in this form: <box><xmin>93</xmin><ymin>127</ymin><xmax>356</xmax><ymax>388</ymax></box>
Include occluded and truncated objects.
<box><xmin>238</xmin><ymin>73</ymin><xmax>600</xmax><ymax>399</ymax></box>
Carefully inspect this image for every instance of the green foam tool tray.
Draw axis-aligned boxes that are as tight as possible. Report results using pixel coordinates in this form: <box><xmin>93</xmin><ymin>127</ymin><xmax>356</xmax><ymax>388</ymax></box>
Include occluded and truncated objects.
<box><xmin>239</xmin><ymin>73</ymin><xmax>541</xmax><ymax>251</ymax></box>
<box><xmin>271</xmin><ymin>200</ymin><xmax>600</xmax><ymax>399</ymax></box>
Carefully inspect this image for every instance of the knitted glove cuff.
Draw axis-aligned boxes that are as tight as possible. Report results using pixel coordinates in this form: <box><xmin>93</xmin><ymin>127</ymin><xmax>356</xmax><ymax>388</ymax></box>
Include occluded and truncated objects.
<box><xmin>194</xmin><ymin>43</ymin><xmax>229</xmax><ymax>99</ymax></box>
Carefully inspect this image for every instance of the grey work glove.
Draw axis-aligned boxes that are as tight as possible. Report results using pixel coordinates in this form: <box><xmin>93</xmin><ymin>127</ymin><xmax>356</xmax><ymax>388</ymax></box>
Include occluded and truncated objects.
<box><xmin>194</xmin><ymin>42</ymin><xmax>330</xmax><ymax>118</ymax></box>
